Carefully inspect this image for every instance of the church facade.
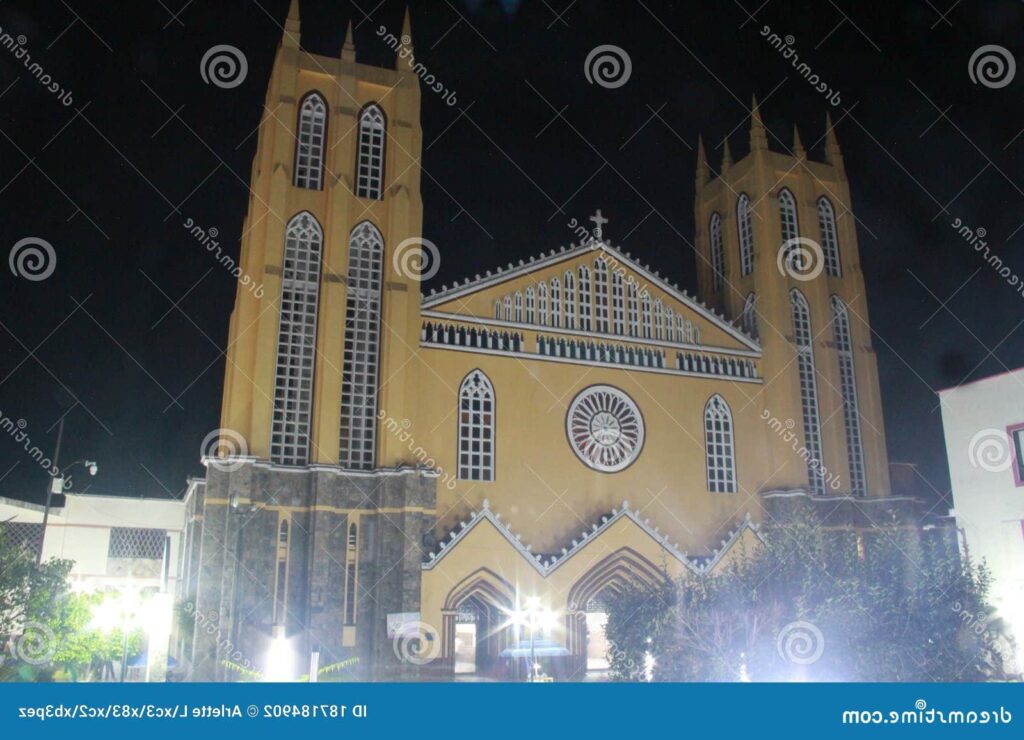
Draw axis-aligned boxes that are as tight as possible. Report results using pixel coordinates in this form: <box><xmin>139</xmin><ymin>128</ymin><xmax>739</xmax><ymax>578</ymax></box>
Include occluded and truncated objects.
<box><xmin>178</xmin><ymin>4</ymin><xmax>925</xmax><ymax>680</ymax></box>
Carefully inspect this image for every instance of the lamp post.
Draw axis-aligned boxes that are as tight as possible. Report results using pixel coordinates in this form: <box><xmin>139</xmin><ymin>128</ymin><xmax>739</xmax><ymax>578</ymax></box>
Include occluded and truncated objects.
<box><xmin>38</xmin><ymin>417</ymin><xmax>98</xmax><ymax>564</ymax></box>
<box><xmin>515</xmin><ymin>596</ymin><xmax>555</xmax><ymax>682</ymax></box>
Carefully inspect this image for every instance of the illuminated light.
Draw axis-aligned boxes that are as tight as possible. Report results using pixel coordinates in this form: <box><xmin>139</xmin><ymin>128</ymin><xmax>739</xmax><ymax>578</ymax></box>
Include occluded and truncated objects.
<box><xmin>643</xmin><ymin>651</ymin><xmax>655</xmax><ymax>682</ymax></box>
<box><xmin>265</xmin><ymin>635</ymin><xmax>295</xmax><ymax>682</ymax></box>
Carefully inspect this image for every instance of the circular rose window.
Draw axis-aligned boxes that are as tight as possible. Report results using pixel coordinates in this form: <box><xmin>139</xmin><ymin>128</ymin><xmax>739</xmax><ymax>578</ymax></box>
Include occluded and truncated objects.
<box><xmin>566</xmin><ymin>385</ymin><xmax>644</xmax><ymax>472</ymax></box>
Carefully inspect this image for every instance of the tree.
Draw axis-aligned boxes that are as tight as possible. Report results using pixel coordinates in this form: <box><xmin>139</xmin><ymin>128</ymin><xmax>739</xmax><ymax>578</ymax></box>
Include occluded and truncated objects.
<box><xmin>604</xmin><ymin>511</ymin><xmax>1015</xmax><ymax>682</ymax></box>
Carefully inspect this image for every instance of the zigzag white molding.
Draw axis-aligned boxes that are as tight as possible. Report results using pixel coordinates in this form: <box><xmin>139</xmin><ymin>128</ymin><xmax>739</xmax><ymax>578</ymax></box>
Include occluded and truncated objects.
<box><xmin>422</xmin><ymin>498</ymin><xmax>764</xmax><ymax>576</ymax></box>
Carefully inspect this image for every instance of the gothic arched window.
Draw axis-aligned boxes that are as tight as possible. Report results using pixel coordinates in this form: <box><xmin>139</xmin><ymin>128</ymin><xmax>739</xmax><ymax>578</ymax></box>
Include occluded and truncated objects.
<box><xmin>537</xmin><ymin>282</ymin><xmax>548</xmax><ymax>326</ymax></box>
<box><xmin>503</xmin><ymin>296</ymin><xmax>512</xmax><ymax>321</ymax></box>
<box><xmin>514</xmin><ymin>292</ymin><xmax>523</xmax><ymax>323</ymax></box>
<box><xmin>355</xmin><ymin>104</ymin><xmax>386</xmax><ymax>200</ymax></box>
<box><xmin>612</xmin><ymin>271</ymin><xmax>624</xmax><ymax>334</ymax></box>
<box><xmin>779</xmin><ymin>188</ymin><xmax>799</xmax><ymax>244</ymax></box>
<box><xmin>654</xmin><ymin>299</ymin><xmax>664</xmax><ymax>340</ymax></box>
<box><xmin>564</xmin><ymin>272</ymin><xmax>576</xmax><ymax>329</ymax></box>
<box><xmin>458</xmin><ymin>370</ymin><xmax>495</xmax><ymax>481</ymax></box>
<box><xmin>665</xmin><ymin>306</ymin><xmax>676</xmax><ymax>342</ymax></box>
<box><xmin>704</xmin><ymin>395</ymin><xmax>736</xmax><ymax>493</ymax></box>
<box><xmin>742</xmin><ymin>292</ymin><xmax>758</xmax><ymax>338</ymax></box>
<box><xmin>818</xmin><ymin>197</ymin><xmax>842</xmax><ymax>278</ymax></box>
<box><xmin>526</xmin><ymin>286</ymin><xmax>535</xmax><ymax>324</ymax></box>
<box><xmin>594</xmin><ymin>258</ymin><xmax>609</xmax><ymax>333</ymax></box>
<box><xmin>578</xmin><ymin>265</ymin><xmax>592</xmax><ymax>331</ymax></box>
<box><xmin>831</xmin><ymin>296</ymin><xmax>865</xmax><ymax>495</ymax></box>
<box><xmin>339</xmin><ymin>221</ymin><xmax>384</xmax><ymax>469</ymax></box>
<box><xmin>642</xmin><ymin>293</ymin><xmax>653</xmax><ymax>339</ymax></box>
<box><xmin>790</xmin><ymin>289</ymin><xmax>824</xmax><ymax>494</ymax></box>
<box><xmin>295</xmin><ymin>92</ymin><xmax>327</xmax><ymax>190</ymax></box>
<box><xmin>271</xmin><ymin>212</ymin><xmax>323</xmax><ymax>466</ymax></box>
<box><xmin>628</xmin><ymin>282</ymin><xmax>639</xmax><ymax>337</ymax></box>
<box><xmin>710</xmin><ymin>212</ymin><xmax>724</xmax><ymax>291</ymax></box>
<box><xmin>737</xmin><ymin>193</ymin><xmax>754</xmax><ymax>276</ymax></box>
<box><xmin>551</xmin><ymin>277</ymin><xmax>561</xmax><ymax>328</ymax></box>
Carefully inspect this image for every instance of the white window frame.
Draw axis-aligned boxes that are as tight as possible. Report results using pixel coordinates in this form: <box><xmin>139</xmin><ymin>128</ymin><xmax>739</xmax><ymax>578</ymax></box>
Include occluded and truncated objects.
<box><xmin>791</xmin><ymin>289</ymin><xmax>824</xmax><ymax>495</ymax></box>
<box><xmin>704</xmin><ymin>394</ymin><xmax>736</xmax><ymax>493</ymax></box>
<box><xmin>458</xmin><ymin>370</ymin><xmax>495</xmax><ymax>481</ymax></box>
<box><xmin>831</xmin><ymin>296</ymin><xmax>865</xmax><ymax>495</ymax></box>
<box><xmin>737</xmin><ymin>193</ymin><xmax>754</xmax><ymax>276</ymax></box>
<box><xmin>818</xmin><ymin>197</ymin><xmax>842</xmax><ymax>278</ymax></box>
<box><xmin>355</xmin><ymin>104</ymin><xmax>386</xmax><ymax>200</ymax></box>
<box><xmin>295</xmin><ymin>93</ymin><xmax>327</xmax><ymax>190</ymax></box>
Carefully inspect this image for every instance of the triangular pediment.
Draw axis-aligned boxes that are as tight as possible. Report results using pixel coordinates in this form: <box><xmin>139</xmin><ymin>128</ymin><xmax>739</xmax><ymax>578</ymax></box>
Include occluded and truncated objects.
<box><xmin>421</xmin><ymin>240</ymin><xmax>758</xmax><ymax>353</ymax></box>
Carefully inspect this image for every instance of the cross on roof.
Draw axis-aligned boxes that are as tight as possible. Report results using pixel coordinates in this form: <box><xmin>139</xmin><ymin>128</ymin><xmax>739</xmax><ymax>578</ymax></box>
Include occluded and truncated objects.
<box><xmin>589</xmin><ymin>209</ymin><xmax>608</xmax><ymax>241</ymax></box>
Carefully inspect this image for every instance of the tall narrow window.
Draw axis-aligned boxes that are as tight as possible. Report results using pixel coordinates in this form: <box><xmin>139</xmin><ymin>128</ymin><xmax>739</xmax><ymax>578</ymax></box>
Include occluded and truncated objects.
<box><xmin>654</xmin><ymin>299</ymin><xmax>664</xmax><ymax>340</ymax></box>
<box><xmin>704</xmin><ymin>395</ymin><xmax>736</xmax><ymax>493</ymax></box>
<box><xmin>514</xmin><ymin>292</ymin><xmax>523</xmax><ymax>322</ymax></box>
<box><xmin>676</xmin><ymin>314</ymin><xmax>685</xmax><ymax>344</ymax></box>
<box><xmin>564</xmin><ymin>272</ymin><xmax>576</xmax><ymax>329</ymax></box>
<box><xmin>340</xmin><ymin>222</ymin><xmax>384</xmax><ymax>470</ymax></box>
<box><xmin>274</xmin><ymin>518</ymin><xmax>290</xmax><ymax>625</ymax></box>
<box><xmin>538</xmin><ymin>282</ymin><xmax>548</xmax><ymax>326</ymax></box>
<box><xmin>790</xmin><ymin>289</ymin><xmax>824</xmax><ymax>495</ymax></box>
<box><xmin>628</xmin><ymin>283</ymin><xmax>639</xmax><ymax>337</ymax></box>
<box><xmin>710</xmin><ymin>212</ymin><xmax>724</xmax><ymax>291</ymax></box>
<box><xmin>526</xmin><ymin>287</ymin><xmax>535</xmax><ymax>324</ymax></box>
<box><xmin>458</xmin><ymin>370</ymin><xmax>495</xmax><ymax>481</ymax></box>
<box><xmin>665</xmin><ymin>307</ymin><xmax>676</xmax><ymax>342</ymax></box>
<box><xmin>503</xmin><ymin>296</ymin><xmax>512</xmax><ymax>321</ymax></box>
<box><xmin>779</xmin><ymin>188</ymin><xmax>799</xmax><ymax>262</ymax></box>
<box><xmin>594</xmin><ymin>259</ymin><xmax>609</xmax><ymax>333</ymax></box>
<box><xmin>818</xmin><ymin>197</ymin><xmax>842</xmax><ymax>277</ymax></box>
<box><xmin>642</xmin><ymin>293</ymin><xmax>652</xmax><ymax>339</ymax></box>
<box><xmin>737</xmin><ymin>193</ymin><xmax>754</xmax><ymax>276</ymax></box>
<box><xmin>832</xmin><ymin>296</ymin><xmax>865</xmax><ymax>496</ymax></box>
<box><xmin>355</xmin><ymin>104</ymin><xmax>386</xmax><ymax>200</ymax></box>
<box><xmin>344</xmin><ymin>523</ymin><xmax>358</xmax><ymax>626</ymax></box>
<box><xmin>551</xmin><ymin>277</ymin><xmax>561</xmax><ymax>328</ymax></box>
<box><xmin>612</xmin><ymin>272</ymin><xmax>624</xmax><ymax>334</ymax></box>
<box><xmin>295</xmin><ymin>93</ymin><xmax>327</xmax><ymax>190</ymax></box>
<box><xmin>742</xmin><ymin>293</ymin><xmax>758</xmax><ymax>338</ymax></box>
<box><xmin>578</xmin><ymin>266</ymin><xmax>592</xmax><ymax>331</ymax></box>
<box><xmin>271</xmin><ymin>212</ymin><xmax>323</xmax><ymax>466</ymax></box>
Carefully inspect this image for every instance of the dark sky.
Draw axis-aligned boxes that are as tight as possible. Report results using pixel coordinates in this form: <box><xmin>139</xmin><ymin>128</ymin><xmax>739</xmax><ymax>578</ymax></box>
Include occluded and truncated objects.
<box><xmin>0</xmin><ymin>0</ymin><xmax>1022</xmax><ymax>510</ymax></box>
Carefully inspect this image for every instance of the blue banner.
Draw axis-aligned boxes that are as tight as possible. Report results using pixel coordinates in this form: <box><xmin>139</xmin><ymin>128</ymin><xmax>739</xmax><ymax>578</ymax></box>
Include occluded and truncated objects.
<box><xmin>0</xmin><ymin>683</ymin><xmax>1018</xmax><ymax>738</ymax></box>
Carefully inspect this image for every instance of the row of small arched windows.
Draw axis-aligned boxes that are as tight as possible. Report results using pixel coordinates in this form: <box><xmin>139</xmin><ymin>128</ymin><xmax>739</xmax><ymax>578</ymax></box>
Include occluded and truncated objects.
<box><xmin>709</xmin><ymin>190</ymin><xmax>842</xmax><ymax>291</ymax></box>
<box><xmin>294</xmin><ymin>93</ymin><xmax>386</xmax><ymax>200</ymax></box>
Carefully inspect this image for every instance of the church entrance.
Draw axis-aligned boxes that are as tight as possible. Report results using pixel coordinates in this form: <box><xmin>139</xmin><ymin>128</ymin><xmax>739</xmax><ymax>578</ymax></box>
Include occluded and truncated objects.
<box><xmin>451</xmin><ymin>597</ymin><xmax>504</xmax><ymax>677</ymax></box>
<box><xmin>585</xmin><ymin>597</ymin><xmax>611</xmax><ymax>672</ymax></box>
<box><xmin>453</xmin><ymin>607</ymin><xmax>478</xmax><ymax>674</ymax></box>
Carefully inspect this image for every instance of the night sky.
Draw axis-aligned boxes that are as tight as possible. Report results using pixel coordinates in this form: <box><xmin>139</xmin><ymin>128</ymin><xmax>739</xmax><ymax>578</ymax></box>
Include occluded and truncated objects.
<box><xmin>0</xmin><ymin>1</ymin><xmax>1022</xmax><ymax>510</ymax></box>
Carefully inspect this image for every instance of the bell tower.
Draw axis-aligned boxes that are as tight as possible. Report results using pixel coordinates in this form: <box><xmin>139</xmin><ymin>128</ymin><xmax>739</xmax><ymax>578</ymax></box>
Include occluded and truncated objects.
<box><xmin>694</xmin><ymin>98</ymin><xmax>891</xmax><ymax>498</ymax></box>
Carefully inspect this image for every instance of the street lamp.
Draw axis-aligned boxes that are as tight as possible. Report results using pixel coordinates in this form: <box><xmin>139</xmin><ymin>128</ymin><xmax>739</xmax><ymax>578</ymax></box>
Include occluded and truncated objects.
<box><xmin>37</xmin><ymin>417</ymin><xmax>98</xmax><ymax>564</ymax></box>
<box><xmin>511</xmin><ymin>596</ymin><xmax>557</xmax><ymax>682</ymax></box>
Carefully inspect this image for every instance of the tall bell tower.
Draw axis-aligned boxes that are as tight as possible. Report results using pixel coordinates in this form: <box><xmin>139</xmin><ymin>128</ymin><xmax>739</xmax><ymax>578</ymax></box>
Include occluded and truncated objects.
<box><xmin>693</xmin><ymin>99</ymin><xmax>891</xmax><ymax>498</ymax></box>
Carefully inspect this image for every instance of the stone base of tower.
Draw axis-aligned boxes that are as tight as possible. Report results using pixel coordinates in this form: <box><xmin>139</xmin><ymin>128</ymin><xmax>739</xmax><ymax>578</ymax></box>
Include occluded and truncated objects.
<box><xmin>181</xmin><ymin>461</ymin><xmax>436</xmax><ymax>681</ymax></box>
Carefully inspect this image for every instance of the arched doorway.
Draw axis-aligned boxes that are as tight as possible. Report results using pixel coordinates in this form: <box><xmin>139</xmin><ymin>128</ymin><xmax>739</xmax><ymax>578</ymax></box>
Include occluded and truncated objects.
<box><xmin>566</xmin><ymin>548</ymin><xmax>667</xmax><ymax>677</ymax></box>
<box><xmin>442</xmin><ymin>568</ymin><xmax>516</xmax><ymax>678</ymax></box>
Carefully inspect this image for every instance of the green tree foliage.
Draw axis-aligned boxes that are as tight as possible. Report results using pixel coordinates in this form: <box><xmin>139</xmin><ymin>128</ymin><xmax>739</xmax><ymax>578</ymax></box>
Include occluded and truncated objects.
<box><xmin>604</xmin><ymin>512</ymin><xmax>1014</xmax><ymax>682</ymax></box>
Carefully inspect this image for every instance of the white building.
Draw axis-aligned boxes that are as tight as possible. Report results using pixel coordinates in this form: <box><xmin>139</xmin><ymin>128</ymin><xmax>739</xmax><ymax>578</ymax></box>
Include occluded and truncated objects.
<box><xmin>0</xmin><ymin>492</ymin><xmax>186</xmax><ymax>680</ymax></box>
<box><xmin>938</xmin><ymin>368</ymin><xmax>1024</xmax><ymax>667</ymax></box>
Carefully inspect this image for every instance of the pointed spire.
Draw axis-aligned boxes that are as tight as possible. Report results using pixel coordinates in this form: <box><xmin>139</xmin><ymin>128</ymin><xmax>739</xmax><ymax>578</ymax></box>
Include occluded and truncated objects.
<box><xmin>750</xmin><ymin>95</ymin><xmax>768</xmax><ymax>152</ymax></box>
<box><xmin>696</xmin><ymin>135</ymin><xmax>709</xmax><ymax>188</ymax></box>
<box><xmin>342</xmin><ymin>19</ymin><xmax>356</xmax><ymax>61</ymax></box>
<box><xmin>824</xmin><ymin>111</ymin><xmax>844</xmax><ymax>170</ymax></box>
<box><xmin>283</xmin><ymin>0</ymin><xmax>301</xmax><ymax>49</ymax></box>
<box><xmin>397</xmin><ymin>6</ymin><xmax>415</xmax><ymax>71</ymax></box>
<box><xmin>721</xmin><ymin>137</ymin><xmax>733</xmax><ymax>174</ymax></box>
<box><xmin>793</xmin><ymin>124</ymin><xmax>806</xmax><ymax>160</ymax></box>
